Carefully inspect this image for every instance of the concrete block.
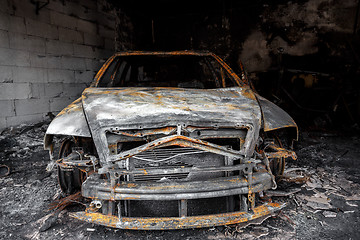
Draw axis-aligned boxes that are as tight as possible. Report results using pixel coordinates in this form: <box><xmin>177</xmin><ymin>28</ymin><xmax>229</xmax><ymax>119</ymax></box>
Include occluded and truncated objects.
<box><xmin>9</xmin><ymin>15</ymin><xmax>26</xmax><ymax>34</ymax></box>
<box><xmin>6</xmin><ymin>113</ymin><xmax>45</xmax><ymax>127</ymax></box>
<box><xmin>59</xmin><ymin>27</ymin><xmax>84</xmax><ymax>44</ymax></box>
<box><xmin>0</xmin><ymin>30</ymin><xmax>9</xmax><ymax>48</ymax></box>
<box><xmin>62</xmin><ymin>1</ymin><xmax>97</xmax><ymax>21</ymax></box>
<box><xmin>0</xmin><ymin>65</ymin><xmax>13</xmax><ymax>83</ymax></box>
<box><xmin>0</xmin><ymin>100</ymin><xmax>15</xmax><ymax>117</ymax></box>
<box><xmin>44</xmin><ymin>83</ymin><xmax>64</xmax><ymax>98</ymax></box>
<box><xmin>50</xmin><ymin>11</ymin><xmax>77</xmax><ymax>30</ymax></box>
<box><xmin>47</xmin><ymin>55</ymin><xmax>63</xmax><ymax>69</ymax></box>
<box><xmin>0</xmin><ymin>12</ymin><xmax>10</xmax><ymax>31</ymax></box>
<box><xmin>0</xmin><ymin>0</ymin><xmax>12</xmax><ymax>14</ymax></box>
<box><xmin>61</xmin><ymin>56</ymin><xmax>86</xmax><ymax>70</ymax></box>
<box><xmin>48</xmin><ymin>69</ymin><xmax>75</xmax><ymax>83</ymax></box>
<box><xmin>29</xmin><ymin>53</ymin><xmax>47</xmax><ymax>68</ymax></box>
<box><xmin>96</xmin><ymin>13</ymin><xmax>116</xmax><ymax>29</ymax></box>
<box><xmin>26</xmin><ymin>19</ymin><xmax>58</xmax><ymax>40</ymax></box>
<box><xmin>45</xmin><ymin>1</ymin><xmax>65</xmax><ymax>13</ymax></box>
<box><xmin>30</xmin><ymin>83</ymin><xmax>45</xmax><ymax>98</ymax></box>
<box><xmin>95</xmin><ymin>48</ymin><xmax>113</xmax><ymax>59</ymax></box>
<box><xmin>83</xmin><ymin>32</ymin><xmax>104</xmax><ymax>47</ymax></box>
<box><xmin>85</xmin><ymin>58</ymin><xmax>104</xmax><ymax>70</ymax></box>
<box><xmin>79</xmin><ymin>0</ymin><xmax>98</xmax><ymax>10</ymax></box>
<box><xmin>15</xmin><ymin>98</ymin><xmax>49</xmax><ymax>115</ymax></box>
<box><xmin>0</xmin><ymin>47</ymin><xmax>30</xmax><ymax>66</ymax></box>
<box><xmin>46</xmin><ymin>40</ymin><xmax>73</xmax><ymax>55</ymax></box>
<box><xmin>75</xmin><ymin>70</ymin><xmax>96</xmax><ymax>83</ymax></box>
<box><xmin>104</xmin><ymin>38</ymin><xmax>115</xmax><ymax>50</ymax></box>
<box><xmin>0</xmin><ymin>117</ymin><xmax>6</xmax><ymax>130</ymax></box>
<box><xmin>9</xmin><ymin>32</ymin><xmax>46</xmax><ymax>53</ymax></box>
<box><xmin>12</xmin><ymin>0</ymin><xmax>50</xmax><ymax>23</ymax></box>
<box><xmin>49</xmin><ymin>97</ymin><xmax>74</xmax><ymax>112</ymax></box>
<box><xmin>62</xmin><ymin>83</ymin><xmax>86</xmax><ymax>97</ymax></box>
<box><xmin>12</xmin><ymin>66</ymin><xmax>47</xmax><ymax>83</ymax></box>
<box><xmin>0</xmin><ymin>83</ymin><xmax>31</xmax><ymax>100</ymax></box>
<box><xmin>99</xmin><ymin>25</ymin><xmax>114</xmax><ymax>39</ymax></box>
<box><xmin>77</xmin><ymin>19</ymin><xmax>97</xmax><ymax>34</ymax></box>
<box><xmin>73</xmin><ymin>44</ymin><xmax>96</xmax><ymax>58</ymax></box>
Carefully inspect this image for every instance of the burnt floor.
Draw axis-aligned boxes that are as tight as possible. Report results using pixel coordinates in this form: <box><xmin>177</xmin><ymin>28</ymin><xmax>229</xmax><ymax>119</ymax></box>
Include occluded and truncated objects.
<box><xmin>0</xmin><ymin>123</ymin><xmax>360</xmax><ymax>240</ymax></box>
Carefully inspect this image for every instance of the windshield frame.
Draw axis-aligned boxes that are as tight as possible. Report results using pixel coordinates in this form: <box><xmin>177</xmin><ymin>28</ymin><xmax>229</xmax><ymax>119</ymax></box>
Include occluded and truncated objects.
<box><xmin>91</xmin><ymin>51</ymin><xmax>246</xmax><ymax>88</ymax></box>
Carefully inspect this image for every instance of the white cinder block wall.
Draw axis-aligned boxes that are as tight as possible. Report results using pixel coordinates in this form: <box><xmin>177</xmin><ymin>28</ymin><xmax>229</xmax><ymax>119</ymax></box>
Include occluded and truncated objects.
<box><xmin>0</xmin><ymin>0</ymin><xmax>116</xmax><ymax>130</ymax></box>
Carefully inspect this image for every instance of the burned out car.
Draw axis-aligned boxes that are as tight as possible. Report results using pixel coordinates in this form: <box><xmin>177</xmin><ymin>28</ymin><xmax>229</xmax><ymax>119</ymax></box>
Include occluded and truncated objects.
<box><xmin>44</xmin><ymin>51</ymin><xmax>297</xmax><ymax>230</ymax></box>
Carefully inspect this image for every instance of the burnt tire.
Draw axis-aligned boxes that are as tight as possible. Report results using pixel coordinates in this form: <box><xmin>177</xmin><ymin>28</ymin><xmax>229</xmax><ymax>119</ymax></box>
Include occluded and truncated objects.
<box><xmin>57</xmin><ymin>139</ymin><xmax>84</xmax><ymax>194</ymax></box>
<box><xmin>269</xmin><ymin>135</ymin><xmax>285</xmax><ymax>179</ymax></box>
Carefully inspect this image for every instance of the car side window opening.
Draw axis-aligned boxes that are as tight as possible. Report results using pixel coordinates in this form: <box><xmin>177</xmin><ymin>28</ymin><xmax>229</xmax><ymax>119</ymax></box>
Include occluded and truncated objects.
<box><xmin>97</xmin><ymin>55</ymin><xmax>238</xmax><ymax>89</ymax></box>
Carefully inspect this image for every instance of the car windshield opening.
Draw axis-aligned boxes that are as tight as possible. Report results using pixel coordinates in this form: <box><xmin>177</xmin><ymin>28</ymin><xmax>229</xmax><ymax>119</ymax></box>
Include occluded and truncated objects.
<box><xmin>97</xmin><ymin>55</ymin><xmax>237</xmax><ymax>89</ymax></box>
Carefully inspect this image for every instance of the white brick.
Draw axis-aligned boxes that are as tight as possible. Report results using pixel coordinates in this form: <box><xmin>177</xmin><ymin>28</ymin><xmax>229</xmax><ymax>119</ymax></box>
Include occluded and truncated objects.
<box><xmin>73</xmin><ymin>44</ymin><xmax>96</xmax><ymax>58</ymax></box>
<box><xmin>75</xmin><ymin>70</ymin><xmax>96</xmax><ymax>83</ymax></box>
<box><xmin>97</xmin><ymin>13</ymin><xmax>116</xmax><ymax>29</ymax></box>
<box><xmin>84</xmin><ymin>32</ymin><xmax>104</xmax><ymax>47</ymax></box>
<box><xmin>15</xmin><ymin>98</ymin><xmax>49</xmax><ymax>115</ymax></box>
<box><xmin>30</xmin><ymin>83</ymin><xmax>45</xmax><ymax>98</ymax></box>
<box><xmin>44</xmin><ymin>83</ymin><xmax>64</xmax><ymax>97</ymax></box>
<box><xmin>30</xmin><ymin>54</ymin><xmax>63</xmax><ymax>69</ymax></box>
<box><xmin>59</xmin><ymin>27</ymin><xmax>84</xmax><ymax>44</ymax></box>
<box><xmin>12</xmin><ymin>66</ymin><xmax>47</xmax><ymax>83</ymax></box>
<box><xmin>26</xmin><ymin>19</ymin><xmax>58</xmax><ymax>39</ymax></box>
<box><xmin>0</xmin><ymin>30</ymin><xmax>9</xmax><ymax>48</ymax></box>
<box><xmin>99</xmin><ymin>25</ymin><xmax>114</xmax><ymax>39</ymax></box>
<box><xmin>77</xmin><ymin>19</ymin><xmax>97</xmax><ymax>34</ymax></box>
<box><xmin>47</xmin><ymin>55</ymin><xmax>63</xmax><ymax>69</ymax></box>
<box><xmin>62</xmin><ymin>83</ymin><xmax>86</xmax><ymax>97</ymax></box>
<box><xmin>13</xmin><ymin>0</ymin><xmax>50</xmax><ymax>23</ymax></box>
<box><xmin>61</xmin><ymin>56</ymin><xmax>86</xmax><ymax>70</ymax></box>
<box><xmin>0</xmin><ymin>100</ymin><xmax>15</xmax><ymax>117</ymax></box>
<box><xmin>29</xmin><ymin>53</ymin><xmax>47</xmax><ymax>68</ymax></box>
<box><xmin>45</xmin><ymin>1</ymin><xmax>65</xmax><ymax>13</ymax></box>
<box><xmin>46</xmin><ymin>40</ymin><xmax>73</xmax><ymax>55</ymax></box>
<box><xmin>0</xmin><ymin>47</ymin><xmax>30</xmax><ymax>66</ymax></box>
<box><xmin>0</xmin><ymin>0</ymin><xmax>12</xmax><ymax>14</ymax></box>
<box><xmin>49</xmin><ymin>97</ymin><xmax>73</xmax><ymax>112</ymax></box>
<box><xmin>9</xmin><ymin>32</ymin><xmax>46</xmax><ymax>53</ymax></box>
<box><xmin>0</xmin><ymin>12</ymin><xmax>10</xmax><ymax>31</ymax></box>
<box><xmin>0</xmin><ymin>117</ymin><xmax>6</xmax><ymax>130</ymax></box>
<box><xmin>50</xmin><ymin>11</ymin><xmax>77</xmax><ymax>30</ymax></box>
<box><xmin>48</xmin><ymin>69</ymin><xmax>75</xmax><ymax>83</ymax></box>
<box><xmin>62</xmin><ymin>1</ymin><xmax>96</xmax><ymax>21</ymax></box>
<box><xmin>95</xmin><ymin>48</ymin><xmax>112</xmax><ymax>59</ymax></box>
<box><xmin>6</xmin><ymin>113</ymin><xmax>45</xmax><ymax>127</ymax></box>
<box><xmin>0</xmin><ymin>83</ymin><xmax>31</xmax><ymax>100</ymax></box>
<box><xmin>9</xmin><ymin>15</ymin><xmax>26</xmax><ymax>34</ymax></box>
<box><xmin>85</xmin><ymin>58</ymin><xmax>104</xmax><ymax>70</ymax></box>
<box><xmin>104</xmin><ymin>38</ymin><xmax>115</xmax><ymax>50</ymax></box>
<box><xmin>0</xmin><ymin>65</ymin><xmax>13</xmax><ymax>83</ymax></box>
<box><xmin>79</xmin><ymin>0</ymin><xmax>98</xmax><ymax>11</ymax></box>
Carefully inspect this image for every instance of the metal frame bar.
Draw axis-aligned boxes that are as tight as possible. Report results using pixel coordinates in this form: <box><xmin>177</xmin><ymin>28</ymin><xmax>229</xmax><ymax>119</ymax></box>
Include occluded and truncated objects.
<box><xmin>70</xmin><ymin>202</ymin><xmax>286</xmax><ymax>230</ymax></box>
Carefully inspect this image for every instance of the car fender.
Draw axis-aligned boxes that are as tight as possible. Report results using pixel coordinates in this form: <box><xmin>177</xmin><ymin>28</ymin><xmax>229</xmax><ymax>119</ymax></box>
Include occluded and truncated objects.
<box><xmin>44</xmin><ymin>98</ymin><xmax>91</xmax><ymax>150</ymax></box>
<box><xmin>255</xmin><ymin>94</ymin><xmax>298</xmax><ymax>140</ymax></box>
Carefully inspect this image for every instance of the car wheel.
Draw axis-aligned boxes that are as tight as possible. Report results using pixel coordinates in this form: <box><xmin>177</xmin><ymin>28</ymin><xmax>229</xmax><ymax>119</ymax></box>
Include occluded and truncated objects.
<box><xmin>269</xmin><ymin>135</ymin><xmax>285</xmax><ymax>178</ymax></box>
<box><xmin>57</xmin><ymin>139</ymin><xmax>85</xmax><ymax>194</ymax></box>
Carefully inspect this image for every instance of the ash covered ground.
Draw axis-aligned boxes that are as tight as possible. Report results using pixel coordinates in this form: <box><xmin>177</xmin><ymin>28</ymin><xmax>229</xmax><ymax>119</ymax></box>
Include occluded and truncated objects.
<box><xmin>0</xmin><ymin>123</ymin><xmax>360</xmax><ymax>239</ymax></box>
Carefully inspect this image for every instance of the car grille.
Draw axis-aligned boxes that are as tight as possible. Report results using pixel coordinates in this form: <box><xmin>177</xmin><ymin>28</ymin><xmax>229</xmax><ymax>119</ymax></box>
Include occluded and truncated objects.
<box><xmin>129</xmin><ymin>147</ymin><xmax>225</xmax><ymax>182</ymax></box>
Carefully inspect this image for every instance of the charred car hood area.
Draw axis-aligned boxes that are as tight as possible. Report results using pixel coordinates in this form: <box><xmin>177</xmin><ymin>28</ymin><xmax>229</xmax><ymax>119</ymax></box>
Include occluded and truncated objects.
<box><xmin>82</xmin><ymin>87</ymin><xmax>261</xmax><ymax>131</ymax></box>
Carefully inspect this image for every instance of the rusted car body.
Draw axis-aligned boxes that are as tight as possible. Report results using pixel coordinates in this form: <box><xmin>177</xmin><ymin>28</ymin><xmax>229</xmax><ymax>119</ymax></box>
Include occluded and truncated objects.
<box><xmin>44</xmin><ymin>51</ymin><xmax>297</xmax><ymax>230</ymax></box>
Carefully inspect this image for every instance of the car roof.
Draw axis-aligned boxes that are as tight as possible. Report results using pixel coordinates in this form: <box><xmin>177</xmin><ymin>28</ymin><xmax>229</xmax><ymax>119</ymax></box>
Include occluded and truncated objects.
<box><xmin>113</xmin><ymin>50</ymin><xmax>213</xmax><ymax>57</ymax></box>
